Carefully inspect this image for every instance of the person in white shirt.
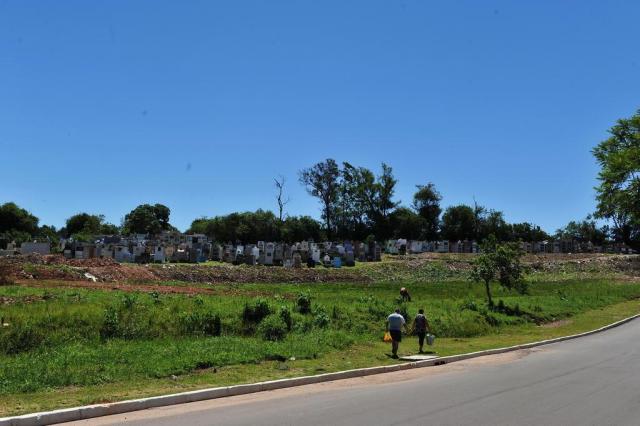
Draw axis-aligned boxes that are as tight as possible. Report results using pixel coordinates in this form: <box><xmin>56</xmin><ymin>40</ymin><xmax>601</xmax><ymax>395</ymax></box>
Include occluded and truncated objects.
<box><xmin>386</xmin><ymin>309</ymin><xmax>408</xmax><ymax>359</ymax></box>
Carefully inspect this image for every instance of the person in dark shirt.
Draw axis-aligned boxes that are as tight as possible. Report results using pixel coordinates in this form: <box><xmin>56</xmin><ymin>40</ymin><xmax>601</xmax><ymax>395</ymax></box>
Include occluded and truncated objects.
<box><xmin>413</xmin><ymin>309</ymin><xmax>432</xmax><ymax>353</ymax></box>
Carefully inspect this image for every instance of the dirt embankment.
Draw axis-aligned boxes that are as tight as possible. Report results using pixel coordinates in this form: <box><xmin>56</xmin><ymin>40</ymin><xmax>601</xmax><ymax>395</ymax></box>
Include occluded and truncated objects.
<box><xmin>1</xmin><ymin>253</ymin><xmax>638</xmax><ymax>286</ymax></box>
<box><xmin>0</xmin><ymin>254</ymin><xmax>368</xmax><ymax>284</ymax></box>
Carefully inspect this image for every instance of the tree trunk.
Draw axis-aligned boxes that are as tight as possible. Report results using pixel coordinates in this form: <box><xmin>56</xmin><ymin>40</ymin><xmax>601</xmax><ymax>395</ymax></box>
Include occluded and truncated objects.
<box><xmin>484</xmin><ymin>280</ymin><xmax>493</xmax><ymax>307</ymax></box>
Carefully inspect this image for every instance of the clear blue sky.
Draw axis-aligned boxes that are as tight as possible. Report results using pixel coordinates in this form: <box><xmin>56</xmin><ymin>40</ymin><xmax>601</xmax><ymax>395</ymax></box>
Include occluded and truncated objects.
<box><xmin>1</xmin><ymin>0</ymin><xmax>639</xmax><ymax>233</ymax></box>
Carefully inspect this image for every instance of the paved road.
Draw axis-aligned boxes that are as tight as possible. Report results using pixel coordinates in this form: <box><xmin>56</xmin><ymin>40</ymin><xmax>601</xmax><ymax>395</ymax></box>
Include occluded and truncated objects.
<box><xmin>65</xmin><ymin>319</ymin><xmax>640</xmax><ymax>426</ymax></box>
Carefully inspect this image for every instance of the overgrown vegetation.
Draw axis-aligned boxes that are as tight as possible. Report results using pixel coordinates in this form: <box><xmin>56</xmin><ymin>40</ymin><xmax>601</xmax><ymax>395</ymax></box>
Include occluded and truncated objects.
<box><xmin>1</xmin><ymin>277</ymin><xmax>640</xmax><ymax>399</ymax></box>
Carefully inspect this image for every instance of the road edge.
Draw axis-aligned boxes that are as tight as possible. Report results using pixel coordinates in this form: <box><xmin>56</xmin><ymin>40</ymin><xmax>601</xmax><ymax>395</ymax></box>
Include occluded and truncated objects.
<box><xmin>2</xmin><ymin>313</ymin><xmax>638</xmax><ymax>426</ymax></box>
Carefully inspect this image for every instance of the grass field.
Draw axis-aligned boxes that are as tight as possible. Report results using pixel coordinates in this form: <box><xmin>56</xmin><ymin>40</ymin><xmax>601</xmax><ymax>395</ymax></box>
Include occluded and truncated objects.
<box><xmin>1</xmin><ymin>270</ymin><xmax>640</xmax><ymax>416</ymax></box>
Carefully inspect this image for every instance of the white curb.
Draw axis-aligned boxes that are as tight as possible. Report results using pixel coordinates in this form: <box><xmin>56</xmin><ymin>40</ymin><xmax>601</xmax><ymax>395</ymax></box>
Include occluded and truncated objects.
<box><xmin>2</xmin><ymin>313</ymin><xmax>638</xmax><ymax>426</ymax></box>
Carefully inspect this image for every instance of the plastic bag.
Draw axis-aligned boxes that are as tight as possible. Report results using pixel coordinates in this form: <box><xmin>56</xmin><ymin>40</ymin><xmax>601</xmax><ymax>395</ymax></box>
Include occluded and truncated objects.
<box><xmin>383</xmin><ymin>331</ymin><xmax>392</xmax><ymax>343</ymax></box>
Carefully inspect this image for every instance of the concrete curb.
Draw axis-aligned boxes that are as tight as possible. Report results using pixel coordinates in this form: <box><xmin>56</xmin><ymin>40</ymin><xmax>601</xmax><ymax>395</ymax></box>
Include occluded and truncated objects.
<box><xmin>2</xmin><ymin>313</ymin><xmax>638</xmax><ymax>426</ymax></box>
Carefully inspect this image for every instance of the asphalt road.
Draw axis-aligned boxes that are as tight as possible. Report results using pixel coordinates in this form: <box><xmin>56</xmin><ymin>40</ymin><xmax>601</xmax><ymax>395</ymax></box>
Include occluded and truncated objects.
<box><xmin>64</xmin><ymin>319</ymin><xmax>640</xmax><ymax>426</ymax></box>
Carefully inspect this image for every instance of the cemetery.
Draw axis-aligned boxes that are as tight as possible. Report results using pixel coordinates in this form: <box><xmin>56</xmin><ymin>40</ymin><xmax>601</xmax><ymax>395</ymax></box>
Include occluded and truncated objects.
<box><xmin>2</xmin><ymin>231</ymin><xmax>634</xmax><ymax>269</ymax></box>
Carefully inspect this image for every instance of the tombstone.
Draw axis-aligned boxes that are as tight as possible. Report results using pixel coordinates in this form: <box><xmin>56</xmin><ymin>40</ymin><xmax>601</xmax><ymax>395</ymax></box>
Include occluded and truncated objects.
<box><xmin>154</xmin><ymin>246</ymin><xmax>166</xmax><ymax>263</ymax></box>
<box><xmin>283</xmin><ymin>245</ymin><xmax>292</xmax><ymax>263</ymax></box>
<box><xmin>306</xmin><ymin>256</ymin><xmax>316</xmax><ymax>268</ymax></box>
<box><xmin>211</xmin><ymin>244</ymin><xmax>222</xmax><ymax>261</ymax></box>
<box><xmin>311</xmin><ymin>248</ymin><xmax>321</xmax><ymax>263</ymax></box>
<box><xmin>283</xmin><ymin>259</ymin><xmax>293</xmax><ymax>268</ymax></box>
<box><xmin>345</xmin><ymin>251</ymin><xmax>355</xmax><ymax>267</ymax></box>
<box><xmin>386</xmin><ymin>240</ymin><xmax>398</xmax><ymax>255</ymax></box>
<box><xmin>336</xmin><ymin>244</ymin><xmax>345</xmax><ymax>256</ymax></box>
<box><xmin>358</xmin><ymin>243</ymin><xmax>367</xmax><ymax>262</ymax></box>
<box><xmin>292</xmin><ymin>252</ymin><xmax>302</xmax><ymax>268</ymax></box>
<box><xmin>323</xmin><ymin>254</ymin><xmax>332</xmax><ymax>267</ymax></box>
<box><xmin>332</xmin><ymin>256</ymin><xmax>342</xmax><ymax>268</ymax></box>
<box><xmin>264</xmin><ymin>243</ymin><xmax>275</xmax><ymax>265</ymax></box>
<box><xmin>300</xmin><ymin>241</ymin><xmax>309</xmax><ymax>252</ymax></box>
<box><xmin>374</xmin><ymin>244</ymin><xmax>382</xmax><ymax>261</ymax></box>
<box><xmin>274</xmin><ymin>243</ymin><xmax>284</xmax><ymax>265</ymax></box>
<box><xmin>251</xmin><ymin>246</ymin><xmax>260</xmax><ymax>261</ymax></box>
<box><xmin>244</xmin><ymin>254</ymin><xmax>256</xmax><ymax>266</ymax></box>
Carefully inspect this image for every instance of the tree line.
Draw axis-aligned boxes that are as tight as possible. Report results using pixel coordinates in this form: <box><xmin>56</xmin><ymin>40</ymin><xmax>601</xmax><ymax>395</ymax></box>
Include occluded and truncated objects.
<box><xmin>1</xmin><ymin>109</ymin><xmax>638</xmax><ymax>248</ymax></box>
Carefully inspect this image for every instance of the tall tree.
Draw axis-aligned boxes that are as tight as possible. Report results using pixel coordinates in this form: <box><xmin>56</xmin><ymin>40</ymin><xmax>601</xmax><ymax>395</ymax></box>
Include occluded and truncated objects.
<box><xmin>592</xmin><ymin>109</ymin><xmax>640</xmax><ymax>249</ymax></box>
<box><xmin>555</xmin><ymin>217</ymin><xmax>608</xmax><ymax>245</ymax></box>
<box><xmin>0</xmin><ymin>202</ymin><xmax>39</xmax><ymax>243</ymax></box>
<box><xmin>123</xmin><ymin>204</ymin><xmax>172</xmax><ymax>235</ymax></box>
<box><xmin>412</xmin><ymin>183</ymin><xmax>441</xmax><ymax>240</ymax></box>
<box><xmin>299</xmin><ymin>159</ymin><xmax>341</xmax><ymax>239</ymax></box>
<box><xmin>64</xmin><ymin>213</ymin><xmax>119</xmax><ymax>239</ymax></box>
<box><xmin>440</xmin><ymin>204</ymin><xmax>475</xmax><ymax>241</ymax></box>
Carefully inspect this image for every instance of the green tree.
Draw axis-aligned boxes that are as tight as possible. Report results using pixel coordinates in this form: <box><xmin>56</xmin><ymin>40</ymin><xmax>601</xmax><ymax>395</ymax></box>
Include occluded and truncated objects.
<box><xmin>440</xmin><ymin>205</ymin><xmax>475</xmax><ymax>241</ymax></box>
<box><xmin>592</xmin><ymin>109</ymin><xmax>640</xmax><ymax>249</ymax></box>
<box><xmin>0</xmin><ymin>202</ymin><xmax>39</xmax><ymax>242</ymax></box>
<box><xmin>123</xmin><ymin>204</ymin><xmax>172</xmax><ymax>235</ymax></box>
<box><xmin>471</xmin><ymin>237</ymin><xmax>526</xmax><ymax>306</ymax></box>
<box><xmin>555</xmin><ymin>217</ymin><xmax>608</xmax><ymax>245</ymax></box>
<box><xmin>389</xmin><ymin>207</ymin><xmax>424</xmax><ymax>240</ymax></box>
<box><xmin>412</xmin><ymin>183</ymin><xmax>441</xmax><ymax>240</ymax></box>
<box><xmin>299</xmin><ymin>159</ymin><xmax>341</xmax><ymax>239</ymax></box>
<box><xmin>64</xmin><ymin>213</ymin><xmax>119</xmax><ymax>238</ymax></box>
<box><xmin>511</xmin><ymin>222</ymin><xmax>550</xmax><ymax>242</ymax></box>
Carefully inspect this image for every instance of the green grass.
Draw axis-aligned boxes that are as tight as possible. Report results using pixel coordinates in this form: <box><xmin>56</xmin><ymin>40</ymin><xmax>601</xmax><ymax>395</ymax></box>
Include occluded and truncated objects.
<box><xmin>1</xmin><ymin>278</ymin><xmax>640</xmax><ymax>416</ymax></box>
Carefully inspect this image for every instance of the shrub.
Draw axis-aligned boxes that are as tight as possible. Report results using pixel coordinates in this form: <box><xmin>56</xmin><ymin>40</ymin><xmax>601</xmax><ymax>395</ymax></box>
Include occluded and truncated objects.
<box><xmin>459</xmin><ymin>298</ymin><xmax>479</xmax><ymax>312</ymax></box>
<box><xmin>278</xmin><ymin>306</ymin><xmax>293</xmax><ymax>331</ymax></box>
<box><xmin>179</xmin><ymin>312</ymin><xmax>222</xmax><ymax>336</ymax></box>
<box><xmin>258</xmin><ymin>314</ymin><xmax>288</xmax><ymax>341</ymax></box>
<box><xmin>0</xmin><ymin>323</ymin><xmax>45</xmax><ymax>354</ymax></box>
<box><xmin>242</xmin><ymin>298</ymin><xmax>272</xmax><ymax>324</ymax></box>
<box><xmin>99</xmin><ymin>306</ymin><xmax>120</xmax><ymax>340</ymax></box>
<box><xmin>121</xmin><ymin>294</ymin><xmax>138</xmax><ymax>310</ymax></box>
<box><xmin>313</xmin><ymin>312</ymin><xmax>330</xmax><ymax>328</ymax></box>
<box><xmin>296</xmin><ymin>292</ymin><xmax>312</xmax><ymax>314</ymax></box>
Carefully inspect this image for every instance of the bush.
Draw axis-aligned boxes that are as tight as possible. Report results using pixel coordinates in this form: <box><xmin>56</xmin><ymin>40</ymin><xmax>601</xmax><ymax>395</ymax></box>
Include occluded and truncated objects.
<box><xmin>278</xmin><ymin>306</ymin><xmax>293</xmax><ymax>331</ymax></box>
<box><xmin>459</xmin><ymin>298</ymin><xmax>479</xmax><ymax>312</ymax></box>
<box><xmin>179</xmin><ymin>312</ymin><xmax>222</xmax><ymax>336</ymax></box>
<box><xmin>242</xmin><ymin>298</ymin><xmax>272</xmax><ymax>324</ymax></box>
<box><xmin>296</xmin><ymin>292</ymin><xmax>312</xmax><ymax>314</ymax></box>
<box><xmin>99</xmin><ymin>306</ymin><xmax>120</xmax><ymax>340</ymax></box>
<box><xmin>313</xmin><ymin>312</ymin><xmax>330</xmax><ymax>329</ymax></box>
<box><xmin>258</xmin><ymin>314</ymin><xmax>288</xmax><ymax>341</ymax></box>
<box><xmin>0</xmin><ymin>323</ymin><xmax>45</xmax><ymax>354</ymax></box>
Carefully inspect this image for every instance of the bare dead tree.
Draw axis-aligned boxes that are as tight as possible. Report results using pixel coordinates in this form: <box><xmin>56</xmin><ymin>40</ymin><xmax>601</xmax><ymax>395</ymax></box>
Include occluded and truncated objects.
<box><xmin>274</xmin><ymin>175</ymin><xmax>291</xmax><ymax>222</ymax></box>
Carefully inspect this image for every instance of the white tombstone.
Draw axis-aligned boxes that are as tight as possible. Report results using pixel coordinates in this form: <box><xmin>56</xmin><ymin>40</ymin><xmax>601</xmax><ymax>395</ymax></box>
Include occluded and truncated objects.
<box><xmin>311</xmin><ymin>248</ymin><xmax>321</xmax><ymax>263</ymax></box>
<box><xmin>265</xmin><ymin>243</ymin><xmax>274</xmax><ymax>265</ymax></box>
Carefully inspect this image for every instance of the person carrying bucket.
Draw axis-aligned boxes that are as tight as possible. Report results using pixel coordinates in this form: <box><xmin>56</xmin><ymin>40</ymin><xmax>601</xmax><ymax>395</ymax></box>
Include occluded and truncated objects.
<box><xmin>413</xmin><ymin>308</ymin><xmax>432</xmax><ymax>354</ymax></box>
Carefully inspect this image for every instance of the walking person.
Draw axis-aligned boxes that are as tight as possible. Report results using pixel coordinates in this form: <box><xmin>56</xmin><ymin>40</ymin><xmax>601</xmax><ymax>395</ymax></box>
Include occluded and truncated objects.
<box><xmin>386</xmin><ymin>308</ymin><xmax>408</xmax><ymax>359</ymax></box>
<box><xmin>412</xmin><ymin>309</ymin><xmax>432</xmax><ymax>353</ymax></box>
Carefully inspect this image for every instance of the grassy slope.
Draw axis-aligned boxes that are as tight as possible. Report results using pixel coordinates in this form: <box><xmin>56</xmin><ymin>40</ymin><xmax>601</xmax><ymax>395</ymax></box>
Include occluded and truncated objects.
<box><xmin>2</xmin><ymin>299</ymin><xmax>637</xmax><ymax>417</ymax></box>
<box><xmin>1</xmin><ymin>268</ymin><xmax>640</xmax><ymax>416</ymax></box>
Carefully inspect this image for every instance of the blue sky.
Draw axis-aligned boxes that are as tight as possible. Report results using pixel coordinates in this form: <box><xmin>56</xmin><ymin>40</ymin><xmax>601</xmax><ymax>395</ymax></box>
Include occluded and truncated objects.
<box><xmin>1</xmin><ymin>0</ymin><xmax>639</xmax><ymax>233</ymax></box>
